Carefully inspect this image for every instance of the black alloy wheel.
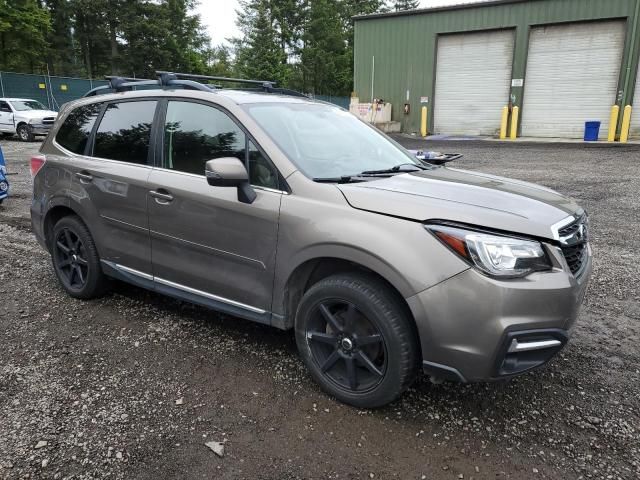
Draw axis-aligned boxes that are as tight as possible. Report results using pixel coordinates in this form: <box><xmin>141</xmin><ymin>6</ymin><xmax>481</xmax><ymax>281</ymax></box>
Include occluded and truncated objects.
<box><xmin>54</xmin><ymin>227</ymin><xmax>89</xmax><ymax>291</ymax></box>
<box><xmin>306</xmin><ymin>300</ymin><xmax>387</xmax><ymax>392</ymax></box>
<box><xmin>295</xmin><ymin>274</ymin><xmax>418</xmax><ymax>408</ymax></box>
<box><xmin>51</xmin><ymin>215</ymin><xmax>109</xmax><ymax>299</ymax></box>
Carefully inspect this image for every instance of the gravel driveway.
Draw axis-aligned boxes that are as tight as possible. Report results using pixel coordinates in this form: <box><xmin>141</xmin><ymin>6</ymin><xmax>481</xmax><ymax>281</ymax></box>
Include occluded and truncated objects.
<box><xmin>0</xmin><ymin>137</ymin><xmax>638</xmax><ymax>480</ymax></box>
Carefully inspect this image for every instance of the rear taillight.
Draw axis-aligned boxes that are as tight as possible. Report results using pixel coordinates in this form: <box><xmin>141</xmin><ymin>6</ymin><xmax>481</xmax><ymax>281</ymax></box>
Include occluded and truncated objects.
<box><xmin>30</xmin><ymin>155</ymin><xmax>46</xmax><ymax>177</ymax></box>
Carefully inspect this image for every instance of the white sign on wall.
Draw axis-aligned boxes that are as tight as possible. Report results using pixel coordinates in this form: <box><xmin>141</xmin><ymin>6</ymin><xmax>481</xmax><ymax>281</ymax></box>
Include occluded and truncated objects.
<box><xmin>511</xmin><ymin>78</ymin><xmax>524</xmax><ymax>87</ymax></box>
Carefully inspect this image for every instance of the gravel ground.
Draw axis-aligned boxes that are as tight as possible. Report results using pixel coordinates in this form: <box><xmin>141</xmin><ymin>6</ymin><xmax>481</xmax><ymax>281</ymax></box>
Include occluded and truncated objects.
<box><xmin>0</xmin><ymin>136</ymin><xmax>638</xmax><ymax>480</ymax></box>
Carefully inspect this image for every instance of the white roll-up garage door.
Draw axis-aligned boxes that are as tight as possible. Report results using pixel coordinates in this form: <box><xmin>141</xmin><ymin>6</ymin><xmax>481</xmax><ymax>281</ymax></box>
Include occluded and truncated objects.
<box><xmin>630</xmin><ymin>65</ymin><xmax>640</xmax><ymax>138</ymax></box>
<box><xmin>521</xmin><ymin>21</ymin><xmax>625</xmax><ymax>139</ymax></box>
<box><xmin>434</xmin><ymin>29</ymin><xmax>514</xmax><ymax>136</ymax></box>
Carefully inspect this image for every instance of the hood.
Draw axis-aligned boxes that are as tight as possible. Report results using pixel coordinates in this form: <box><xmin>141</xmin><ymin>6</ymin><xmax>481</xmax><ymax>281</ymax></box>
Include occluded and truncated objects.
<box><xmin>14</xmin><ymin>109</ymin><xmax>58</xmax><ymax>120</ymax></box>
<box><xmin>338</xmin><ymin>167</ymin><xmax>582</xmax><ymax>240</ymax></box>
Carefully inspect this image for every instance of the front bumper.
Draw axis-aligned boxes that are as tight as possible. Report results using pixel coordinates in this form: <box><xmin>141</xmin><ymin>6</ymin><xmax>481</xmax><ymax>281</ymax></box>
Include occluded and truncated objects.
<box><xmin>29</xmin><ymin>124</ymin><xmax>53</xmax><ymax>136</ymax></box>
<box><xmin>407</xmin><ymin>244</ymin><xmax>592</xmax><ymax>382</ymax></box>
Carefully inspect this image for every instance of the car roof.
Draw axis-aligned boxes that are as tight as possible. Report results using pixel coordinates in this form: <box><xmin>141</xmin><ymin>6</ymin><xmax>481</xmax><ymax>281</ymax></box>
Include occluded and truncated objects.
<box><xmin>73</xmin><ymin>88</ymin><xmax>330</xmax><ymax>106</ymax></box>
<box><xmin>0</xmin><ymin>98</ymin><xmax>39</xmax><ymax>102</ymax></box>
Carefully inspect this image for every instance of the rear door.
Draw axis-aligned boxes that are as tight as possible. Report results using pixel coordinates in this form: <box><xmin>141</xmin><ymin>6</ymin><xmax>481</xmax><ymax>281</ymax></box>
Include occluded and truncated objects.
<box><xmin>147</xmin><ymin>99</ymin><xmax>283</xmax><ymax>318</ymax></box>
<box><xmin>57</xmin><ymin>99</ymin><xmax>158</xmax><ymax>276</ymax></box>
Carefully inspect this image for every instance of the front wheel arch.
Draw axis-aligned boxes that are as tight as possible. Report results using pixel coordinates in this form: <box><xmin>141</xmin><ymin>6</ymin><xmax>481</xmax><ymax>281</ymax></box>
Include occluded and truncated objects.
<box><xmin>281</xmin><ymin>257</ymin><xmax>422</xmax><ymax>361</ymax></box>
<box><xmin>16</xmin><ymin>122</ymin><xmax>34</xmax><ymax>141</ymax></box>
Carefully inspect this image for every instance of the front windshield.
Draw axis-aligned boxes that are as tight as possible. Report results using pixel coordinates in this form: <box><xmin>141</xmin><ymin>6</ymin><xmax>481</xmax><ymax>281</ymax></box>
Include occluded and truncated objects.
<box><xmin>243</xmin><ymin>102</ymin><xmax>422</xmax><ymax>179</ymax></box>
<box><xmin>10</xmin><ymin>100</ymin><xmax>47</xmax><ymax>111</ymax></box>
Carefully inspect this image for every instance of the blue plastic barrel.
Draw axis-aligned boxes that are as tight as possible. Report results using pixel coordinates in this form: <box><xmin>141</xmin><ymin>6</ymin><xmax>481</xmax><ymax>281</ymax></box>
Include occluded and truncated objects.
<box><xmin>584</xmin><ymin>121</ymin><xmax>601</xmax><ymax>141</ymax></box>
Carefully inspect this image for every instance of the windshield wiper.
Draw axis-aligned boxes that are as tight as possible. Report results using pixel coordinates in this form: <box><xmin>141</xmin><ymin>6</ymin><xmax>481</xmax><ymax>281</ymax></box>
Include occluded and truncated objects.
<box><xmin>313</xmin><ymin>176</ymin><xmax>363</xmax><ymax>184</ymax></box>
<box><xmin>359</xmin><ymin>163</ymin><xmax>427</xmax><ymax>175</ymax></box>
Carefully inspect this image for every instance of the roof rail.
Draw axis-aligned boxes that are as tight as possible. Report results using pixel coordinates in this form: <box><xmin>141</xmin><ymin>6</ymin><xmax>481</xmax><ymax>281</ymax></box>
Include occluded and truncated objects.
<box><xmin>156</xmin><ymin>71</ymin><xmax>277</xmax><ymax>90</ymax></box>
<box><xmin>83</xmin><ymin>73</ymin><xmax>215</xmax><ymax>97</ymax></box>
<box><xmin>83</xmin><ymin>71</ymin><xmax>308</xmax><ymax>99</ymax></box>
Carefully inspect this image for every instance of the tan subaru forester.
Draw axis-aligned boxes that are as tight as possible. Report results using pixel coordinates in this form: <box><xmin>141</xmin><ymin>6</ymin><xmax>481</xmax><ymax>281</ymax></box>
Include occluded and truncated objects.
<box><xmin>31</xmin><ymin>72</ymin><xmax>592</xmax><ymax>407</ymax></box>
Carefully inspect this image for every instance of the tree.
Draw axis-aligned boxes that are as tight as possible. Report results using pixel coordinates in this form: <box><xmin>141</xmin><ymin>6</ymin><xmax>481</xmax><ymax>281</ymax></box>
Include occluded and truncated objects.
<box><xmin>202</xmin><ymin>45</ymin><xmax>234</xmax><ymax>77</ymax></box>
<box><xmin>45</xmin><ymin>0</ymin><xmax>76</xmax><ymax>75</ymax></box>
<box><xmin>393</xmin><ymin>0</ymin><xmax>420</xmax><ymax>11</ymax></box>
<box><xmin>234</xmin><ymin>0</ymin><xmax>287</xmax><ymax>84</ymax></box>
<box><xmin>300</xmin><ymin>0</ymin><xmax>351</xmax><ymax>95</ymax></box>
<box><xmin>69</xmin><ymin>0</ymin><xmax>110</xmax><ymax>77</ymax></box>
<box><xmin>0</xmin><ymin>0</ymin><xmax>51</xmax><ymax>73</ymax></box>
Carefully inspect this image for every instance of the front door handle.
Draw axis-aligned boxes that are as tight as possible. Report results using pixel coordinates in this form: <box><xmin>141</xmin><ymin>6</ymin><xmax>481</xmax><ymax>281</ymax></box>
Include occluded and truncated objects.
<box><xmin>75</xmin><ymin>171</ymin><xmax>93</xmax><ymax>183</ymax></box>
<box><xmin>149</xmin><ymin>189</ymin><xmax>174</xmax><ymax>204</ymax></box>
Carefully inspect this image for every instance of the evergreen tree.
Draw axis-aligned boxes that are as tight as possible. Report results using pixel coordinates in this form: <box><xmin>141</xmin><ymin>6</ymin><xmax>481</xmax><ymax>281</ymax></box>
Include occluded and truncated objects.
<box><xmin>45</xmin><ymin>0</ymin><xmax>76</xmax><ymax>75</ymax></box>
<box><xmin>0</xmin><ymin>0</ymin><xmax>51</xmax><ymax>73</ymax></box>
<box><xmin>393</xmin><ymin>0</ymin><xmax>420</xmax><ymax>11</ymax></box>
<box><xmin>234</xmin><ymin>0</ymin><xmax>287</xmax><ymax>84</ymax></box>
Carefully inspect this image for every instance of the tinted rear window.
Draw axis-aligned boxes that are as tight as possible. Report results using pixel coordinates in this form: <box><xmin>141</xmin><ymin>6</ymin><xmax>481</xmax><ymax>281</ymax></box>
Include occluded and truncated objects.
<box><xmin>55</xmin><ymin>103</ymin><xmax>102</xmax><ymax>154</ymax></box>
<box><xmin>93</xmin><ymin>101</ymin><xmax>156</xmax><ymax>164</ymax></box>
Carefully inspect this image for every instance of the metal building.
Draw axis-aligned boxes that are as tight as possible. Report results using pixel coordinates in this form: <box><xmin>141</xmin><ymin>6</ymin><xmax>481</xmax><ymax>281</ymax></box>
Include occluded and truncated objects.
<box><xmin>353</xmin><ymin>0</ymin><xmax>640</xmax><ymax>139</ymax></box>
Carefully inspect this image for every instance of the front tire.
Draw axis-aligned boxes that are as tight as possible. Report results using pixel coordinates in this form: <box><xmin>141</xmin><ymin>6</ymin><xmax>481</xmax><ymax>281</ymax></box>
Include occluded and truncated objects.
<box><xmin>17</xmin><ymin>124</ymin><xmax>34</xmax><ymax>142</ymax></box>
<box><xmin>51</xmin><ymin>215</ymin><xmax>109</xmax><ymax>299</ymax></box>
<box><xmin>295</xmin><ymin>273</ymin><xmax>419</xmax><ymax>408</ymax></box>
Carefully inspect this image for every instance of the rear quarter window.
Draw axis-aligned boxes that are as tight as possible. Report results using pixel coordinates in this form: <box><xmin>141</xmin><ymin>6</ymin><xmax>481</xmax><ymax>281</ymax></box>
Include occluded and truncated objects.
<box><xmin>55</xmin><ymin>103</ymin><xmax>102</xmax><ymax>154</ymax></box>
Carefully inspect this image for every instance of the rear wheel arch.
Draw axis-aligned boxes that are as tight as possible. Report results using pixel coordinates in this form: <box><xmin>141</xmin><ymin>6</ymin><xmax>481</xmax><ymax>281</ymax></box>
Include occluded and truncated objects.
<box><xmin>44</xmin><ymin>204</ymin><xmax>85</xmax><ymax>251</ymax></box>
<box><xmin>281</xmin><ymin>257</ymin><xmax>422</xmax><ymax>359</ymax></box>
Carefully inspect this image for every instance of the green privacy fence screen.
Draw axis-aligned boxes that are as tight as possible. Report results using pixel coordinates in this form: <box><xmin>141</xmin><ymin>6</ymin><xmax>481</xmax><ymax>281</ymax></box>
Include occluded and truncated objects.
<box><xmin>0</xmin><ymin>71</ymin><xmax>109</xmax><ymax>111</ymax></box>
<box><xmin>310</xmin><ymin>94</ymin><xmax>351</xmax><ymax>109</ymax></box>
<box><xmin>0</xmin><ymin>71</ymin><xmax>352</xmax><ymax>111</ymax></box>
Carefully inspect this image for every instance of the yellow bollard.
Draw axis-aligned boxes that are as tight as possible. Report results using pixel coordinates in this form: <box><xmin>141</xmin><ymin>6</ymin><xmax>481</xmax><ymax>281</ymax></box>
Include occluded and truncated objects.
<box><xmin>608</xmin><ymin>105</ymin><xmax>620</xmax><ymax>142</ymax></box>
<box><xmin>510</xmin><ymin>106</ymin><xmax>519</xmax><ymax>140</ymax></box>
<box><xmin>420</xmin><ymin>106</ymin><xmax>428</xmax><ymax>137</ymax></box>
<box><xmin>620</xmin><ymin>105</ymin><xmax>632</xmax><ymax>143</ymax></box>
<box><xmin>499</xmin><ymin>106</ymin><xmax>509</xmax><ymax>139</ymax></box>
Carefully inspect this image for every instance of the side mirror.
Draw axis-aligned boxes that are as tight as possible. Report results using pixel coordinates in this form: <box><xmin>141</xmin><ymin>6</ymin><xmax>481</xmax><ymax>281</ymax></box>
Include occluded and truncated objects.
<box><xmin>205</xmin><ymin>157</ymin><xmax>256</xmax><ymax>204</ymax></box>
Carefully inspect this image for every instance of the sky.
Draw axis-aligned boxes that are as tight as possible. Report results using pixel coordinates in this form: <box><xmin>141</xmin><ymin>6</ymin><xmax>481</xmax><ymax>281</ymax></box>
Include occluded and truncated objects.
<box><xmin>196</xmin><ymin>0</ymin><xmax>488</xmax><ymax>46</ymax></box>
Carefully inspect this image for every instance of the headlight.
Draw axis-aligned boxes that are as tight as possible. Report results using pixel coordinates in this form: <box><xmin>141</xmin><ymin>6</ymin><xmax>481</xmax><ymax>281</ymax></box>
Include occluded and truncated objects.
<box><xmin>426</xmin><ymin>224</ymin><xmax>552</xmax><ymax>278</ymax></box>
<box><xmin>0</xmin><ymin>181</ymin><xmax>8</xmax><ymax>192</ymax></box>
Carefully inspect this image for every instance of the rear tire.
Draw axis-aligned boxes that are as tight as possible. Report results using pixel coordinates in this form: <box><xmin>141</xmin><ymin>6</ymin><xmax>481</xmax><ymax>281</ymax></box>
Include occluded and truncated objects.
<box><xmin>295</xmin><ymin>273</ymin><xmax>419</xmax><ymax>408</ymax></box>
<box><xmin>17</xmin><ymin>124</ymin><xmax>34</xmax><ymax>142</ymax></box>
<box><xmin>51</xmin><ymin>215</ymin><xmax>109</xmax><ymax>299</ymax></box>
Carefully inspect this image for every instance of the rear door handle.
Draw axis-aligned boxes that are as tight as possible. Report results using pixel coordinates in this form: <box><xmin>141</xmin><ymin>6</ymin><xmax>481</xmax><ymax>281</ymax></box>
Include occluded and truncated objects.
<box><xmin>75</xmin><ymin>171</ymin><xmax>93</xmax><ymax>182</ymax></box>
<box><xmin>149</xmin><ymin>189</ymin><xmax>174</xmax><ymax>204</ymax></box>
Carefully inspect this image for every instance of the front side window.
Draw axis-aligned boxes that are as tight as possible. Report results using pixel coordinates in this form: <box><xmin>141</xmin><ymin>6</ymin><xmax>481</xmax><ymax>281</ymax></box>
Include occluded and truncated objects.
<box><xmin>0</xmin><ymin>101</ymin><xmax>11</xmax><ymax>112</ymax></box>
<box><xmin>164</xmin><ymin>101</ymin><xmax>246</xmax><ymax>176</ymax></box>
<box><xmin>10</xmin><ymin>100</ymin><xmax>47</xmax><ymax>111</ymax></box>
<box><xmin>56</xmin><ymin>103</ymin><xmax>102</xmax><ymax>155</ymax></box>
<box><xmin>93</xmin><ymin>101</ymin><xmax>156</xmax><ymax>164</ymax></box>
<box><xmin>248</xmin><ymin>141</ymin><xmax>279</xmax><ymax>189</ymax></box>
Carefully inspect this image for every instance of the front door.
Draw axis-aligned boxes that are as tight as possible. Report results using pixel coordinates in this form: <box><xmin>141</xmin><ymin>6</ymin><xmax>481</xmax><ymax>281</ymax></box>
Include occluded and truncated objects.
<box><xmin>0</xmin><ymin>101</ymin><xmax>14</xmax><ymax>132</ymax></box>
<box><xmin>148</xmin><ymin>100</ymin><xmax>283</xmax><ymax>317</ymax></box>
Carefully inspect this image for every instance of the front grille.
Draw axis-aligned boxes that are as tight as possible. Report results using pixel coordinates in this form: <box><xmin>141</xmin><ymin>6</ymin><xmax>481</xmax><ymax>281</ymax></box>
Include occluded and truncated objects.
<box><xmin>558</xmin><ymin>215</ymin><xmax>589</xmax><ymax>276</ymax></box>
<box><xmin>561</xmin><ymin>243</ymin><xmax>587</xmax><ymax>275</ymax></box>
<box><xmin>42</xmin><ymin>117</ymin><xmax>55</xmax><ymax>124</ymax></box>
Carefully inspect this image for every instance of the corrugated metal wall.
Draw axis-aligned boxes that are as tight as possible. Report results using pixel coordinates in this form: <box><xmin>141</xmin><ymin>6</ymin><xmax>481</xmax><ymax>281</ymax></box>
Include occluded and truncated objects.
<box><xmin>0</xmin><ymin>72</ymin><xmax>109</xmax><ymax>111</ymax></box>
<box><xmin>354</xmin><ymin>0</ymin><xmax>640</xmax><ymax>135</ymax></box>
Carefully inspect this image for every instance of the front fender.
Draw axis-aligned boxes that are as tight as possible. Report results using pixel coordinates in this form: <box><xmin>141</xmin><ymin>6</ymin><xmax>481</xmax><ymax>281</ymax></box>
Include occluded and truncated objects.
<box><xmin>271</xmin><ymin>189</ymin><xmax>469</xmax><ymax>317</ymax></box>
